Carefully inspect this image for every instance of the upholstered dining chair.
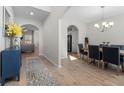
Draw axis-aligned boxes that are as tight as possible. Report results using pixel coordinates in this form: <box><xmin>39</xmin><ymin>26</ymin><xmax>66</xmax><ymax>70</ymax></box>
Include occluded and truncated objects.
<box><xmin>111</xmin><ymin>45</ymin><xmax>124</xmax><ymax>67</ymax></box>
<box><xmin>111</xmin><ymin>45</ymin><xmax>120</xmax><ymax>48</ymax></box>
<box><xmin>117</xmin><ymin>45</ymin><xmax>124</xmax><ymax>71</ymax></box>
<box><xmin>102</xmin><ymin>46</ymin><xmax>124</xmax><ymax>73</ymax></box>
<box><xmin>120</xmin><ymin>45</ymin><xmax>124</xmax><ymax>50</ymax></box>
<box><xmin>78</xmin><ymin>44</ymin><xmax>88</xmax><ymax>59</ymax></box>
<box><xmin>110</xmin><ymin>45</ymin><xmax>124</xmax><ymax>50</ymax></box>
<box><xmin>88</xmin><ymin>45</ymin><xmax>102</xmax><ymax>68</ymax></box>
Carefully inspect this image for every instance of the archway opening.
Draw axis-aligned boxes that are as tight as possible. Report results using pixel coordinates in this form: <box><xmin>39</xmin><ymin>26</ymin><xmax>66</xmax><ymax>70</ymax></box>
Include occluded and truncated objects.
<box><xmin>21</xmin><ymin>24</ymin><xmax>39</xmax><ymax>53</ymax></box>
<box><xmin>67</xmin><ymin>25</ymin><xmax>79</xmax><ymax>56</ymax></box>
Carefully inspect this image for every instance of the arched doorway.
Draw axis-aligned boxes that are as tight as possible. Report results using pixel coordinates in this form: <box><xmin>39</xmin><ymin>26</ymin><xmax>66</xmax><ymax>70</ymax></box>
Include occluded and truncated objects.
<box><xmin>21</xmin><ymin>24</ymin><xmax>39</xmax><ymax>53</ymax></box>
<box><xmin>67</xmin><ymin>25</ymin><xmax>79</xmax><ymax>54</ymax></box>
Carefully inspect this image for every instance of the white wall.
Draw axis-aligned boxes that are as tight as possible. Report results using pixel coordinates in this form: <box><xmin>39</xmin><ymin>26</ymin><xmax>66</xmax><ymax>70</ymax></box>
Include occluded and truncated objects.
<box><xmin>34</xmin><ymin>31</ymin><xmax>39</xmax><ymax>48</ymax></box>
<box><xmin>5</xmin><ymin>6</ymin><xmax>15</xmax><ymax>48</ymax></box>
<box><xmin>0</xmin><ymin>6</ymin><xmax>15</xmax><ymax>49</ymax></box>
<box><xmin>5</xmin><ymin>6</ymin><xmax>15</xmax><ymax>21</ymax></box>
<box><xmin>43</xmin><ymin>7</ymin><xmax>68</xmax><ymax>67</ymax></box>
<box><xmin>86</xmin><ymin>14</ymin><xmax>124</xmax><ymax>45</ymax></box>
<box><xmin>0</xmin><ymin>6</ymin><xmax>5</xmax><ymax>51</ymax></box>
<box><xmin>60</xmin><ymin>19</ymin><xmax>87</xmax><ymax>59</ymax></box>
<box><xmin>15</xmin><ymin>16</ymin><xmax>43</xmax><ymax>55</ymax></box>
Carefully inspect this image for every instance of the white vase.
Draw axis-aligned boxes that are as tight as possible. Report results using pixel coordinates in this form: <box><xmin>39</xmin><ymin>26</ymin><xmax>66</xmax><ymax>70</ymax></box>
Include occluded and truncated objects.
<box><xmin>14</xmin><ymin>37</ymin><xmax>21</xmax><ymax>48</ymax></box>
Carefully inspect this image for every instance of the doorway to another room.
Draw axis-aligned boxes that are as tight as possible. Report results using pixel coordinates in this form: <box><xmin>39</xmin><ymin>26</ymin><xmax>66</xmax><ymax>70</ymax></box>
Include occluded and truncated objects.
<box><xmin>67</xmin><ymin>25</ymin><xmax>79</xmax><ymax>58</ymax></box>
<box><xmin>21</xmin><ymin>24</ymin><xmax>39</xmax><ymax>55</ymax></box>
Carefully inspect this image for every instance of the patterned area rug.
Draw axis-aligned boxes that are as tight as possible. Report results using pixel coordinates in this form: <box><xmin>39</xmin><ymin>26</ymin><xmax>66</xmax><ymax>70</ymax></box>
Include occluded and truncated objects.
<box><xmin>25</xmin><ymin>57</ymin><xmax>60</xmax><ymax>86</ymax></box>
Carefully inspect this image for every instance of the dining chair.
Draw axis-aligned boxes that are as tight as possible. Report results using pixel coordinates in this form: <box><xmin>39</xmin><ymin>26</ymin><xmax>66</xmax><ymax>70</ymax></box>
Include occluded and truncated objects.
<box><xmin>111</xmin><ymin>44</ymin><xmax>124</xmax><ymax>49</ymax></box>
<box><xmin>88</xmin><ymin>45</ymin><xmax>102</xmax><ymax>68</ymax></box>
<box><xmin>119</xmin><ymin>45</ymin><xmax>124</xmax><ymax>71</ymax></box>
<box><xmin>111</xmin><ymin>45</ymin><xmax>124</xmax><ymax>65</ymax></box>
<box><xmin>99</xmin><ymin>44</ymin><xmax>104</xmax><ymax>48</ymax></box>
<box><xmin>102</xmin><ymin>46</ymin><xmax>124</xmax><ymax>73</ymax></box>
<box><xmin>78</xmin><ymin>44</ymin><xmax>88</xmax><ymax>59</ymax></box>
<box><xmin>120</xmin><ymin>45</ymin><xmax>124</xmax><ymax>50</ymax></box>
<box><xmin>111</xmin><ymin>45</ymin><xmax>120</xmax><ymax>48</ymax></box>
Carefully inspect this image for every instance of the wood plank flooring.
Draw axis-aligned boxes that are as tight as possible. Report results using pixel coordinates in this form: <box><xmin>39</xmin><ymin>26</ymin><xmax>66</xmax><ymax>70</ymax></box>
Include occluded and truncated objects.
<box><xmin>40</xmin><ymin>53</ymin><xmax>124</xmax><ymax>86</ymax></box>
<box><xmin>5</xmin><ymin>50</ymin><xmax>124</xmax><ymax>86</ymax></box>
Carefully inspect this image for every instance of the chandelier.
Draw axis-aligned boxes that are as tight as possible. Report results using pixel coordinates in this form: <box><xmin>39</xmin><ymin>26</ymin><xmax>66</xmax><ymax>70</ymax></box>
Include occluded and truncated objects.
<box><xmin>94</xmin><ymin>6</ymin><xmax>114</xmax><ymax>32</ymax></box>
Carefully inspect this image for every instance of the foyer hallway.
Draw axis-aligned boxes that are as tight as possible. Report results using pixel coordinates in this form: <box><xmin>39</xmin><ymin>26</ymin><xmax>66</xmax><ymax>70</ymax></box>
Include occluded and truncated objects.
<box><xmin>4</xmin><ymin>50</ymin><xmax>124</xmax><ymax>86</ymax></box>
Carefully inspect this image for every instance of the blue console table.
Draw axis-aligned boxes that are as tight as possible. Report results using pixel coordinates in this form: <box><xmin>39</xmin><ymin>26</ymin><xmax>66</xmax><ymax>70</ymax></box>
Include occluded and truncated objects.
<box><xmin>0</xmin><ymin>48</ymin><xmax>21</xmax><ymax>85</ymax></box>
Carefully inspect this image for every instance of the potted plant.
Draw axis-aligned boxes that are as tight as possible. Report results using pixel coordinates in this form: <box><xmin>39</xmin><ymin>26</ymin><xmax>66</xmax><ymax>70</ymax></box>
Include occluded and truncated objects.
<box><xmin>5</xmin><ymin>22</ymin><xmax>22</xmax><ymax>48</ymax></box>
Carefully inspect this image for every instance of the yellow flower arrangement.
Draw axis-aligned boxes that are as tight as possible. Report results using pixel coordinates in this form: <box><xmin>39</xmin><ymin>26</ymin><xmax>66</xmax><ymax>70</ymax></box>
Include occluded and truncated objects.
<box><xmin>5</xmin><ymin>22</ymin><xmax>22</xmax><ymax>37</ymax></box>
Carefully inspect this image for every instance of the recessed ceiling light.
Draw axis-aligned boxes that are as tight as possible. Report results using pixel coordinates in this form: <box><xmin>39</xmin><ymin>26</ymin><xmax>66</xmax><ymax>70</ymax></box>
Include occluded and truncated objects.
<box><xmin>30</xmin><ymin>12</ymin><xmax>34</xmax><ymax>16</ymax></box>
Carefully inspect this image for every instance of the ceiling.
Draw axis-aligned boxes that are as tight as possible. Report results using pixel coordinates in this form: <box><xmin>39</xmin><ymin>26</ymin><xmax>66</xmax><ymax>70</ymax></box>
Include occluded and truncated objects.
<box><xmin>64</xmin><ymin>6</ymin><xmax>124</xmax><ymax>23</ymax></box>
<box><xmin>12</xmin><ymin>6</ymin><xmax>50</xmax><ymax>22</ymax></box>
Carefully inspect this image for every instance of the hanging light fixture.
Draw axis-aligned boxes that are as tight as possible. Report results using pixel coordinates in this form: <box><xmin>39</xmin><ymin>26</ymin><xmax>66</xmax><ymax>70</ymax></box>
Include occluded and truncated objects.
<box><xmin>94</xmin><ymin>6</ymin><xmax>114</xmax><ymax>32</ymax></box>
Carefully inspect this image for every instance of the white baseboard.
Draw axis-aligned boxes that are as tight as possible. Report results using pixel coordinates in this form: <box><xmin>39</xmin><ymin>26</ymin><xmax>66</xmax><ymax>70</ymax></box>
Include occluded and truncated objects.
<box><xmin>61</xmin><ymin>57</ymin><xmax>68</xmax><ymax>59</ymax></box>
<box><xmin>39</xmin><ymin>53</ymin><xmax>44</xmax><ymax>56</ymax></box>
<box><xmin>40</xmin><ymin>54</ymin><xmax>60</xmax><ymax>68</ymax></box>
<box><xmin>58</xmin><ymin>64</ymin><xmax>62</xmax><ymax>68</ymax></box>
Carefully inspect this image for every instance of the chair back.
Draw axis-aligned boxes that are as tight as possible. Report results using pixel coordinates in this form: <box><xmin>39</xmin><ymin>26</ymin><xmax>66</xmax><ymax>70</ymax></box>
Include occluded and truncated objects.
<box><xmin>111</xmin><ymin>45</ymin><xmax>124</xmax><ymax>50</ymax></box>
<box><xmin>120</xmin><ymin>45</ymin><xmax>124</xmax><ymax>50</ymax></box>
<box><xmin>111</xmin><ymin>45</ymin><xmax>120</xmax><ymax>48</ymax></box>
<box><xmin>99</xmin><ymin>44</ymin><xmax>104</xmax><ymax>48</ymax></box>
<box><xmin>88</xmin><ymin>45</ymin><xmax>100</xmax><ymax>60</ymax></box>
<box><xmin>103</xmin><ymin>46</ymin><xmax>120</xmax><ymax>65</ymax></box>
<box><xmin>78</xmin><ymin>44</ymin><xmax>83</xmax><ymax>53</ymax></box>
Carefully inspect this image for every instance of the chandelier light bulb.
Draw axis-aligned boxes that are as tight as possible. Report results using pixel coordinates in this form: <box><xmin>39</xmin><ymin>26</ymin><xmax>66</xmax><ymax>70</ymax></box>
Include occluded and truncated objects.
<box><xmin>105</xmin><ymin>24</ymin><xmax>109</xmax><ymax>28</ymax></box>
<box><xmin>30</xmin><ymin>12</ymin><xmax>34</xmax><ymax>16</ymax></box>
<box><xmin>94</xmin><ymin>24</ymin><xmax>100</xmax><ymax>28</ymax></box>
<box><xmin>102</xmin><ymin>22</ymin><xmax>107</xmax><ymax>26</ymax></box>
<box><xmin>109</xmin><ymin>22</ymin><xmax>114</xmax><ymax>26</ymax></box>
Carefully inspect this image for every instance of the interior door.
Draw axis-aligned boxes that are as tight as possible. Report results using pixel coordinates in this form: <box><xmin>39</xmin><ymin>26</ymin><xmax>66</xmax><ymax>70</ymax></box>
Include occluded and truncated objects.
<box><xmin>67</xmin><ymin>35</ymin><xmax>72</xmax><ymax>52</ymax></box>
